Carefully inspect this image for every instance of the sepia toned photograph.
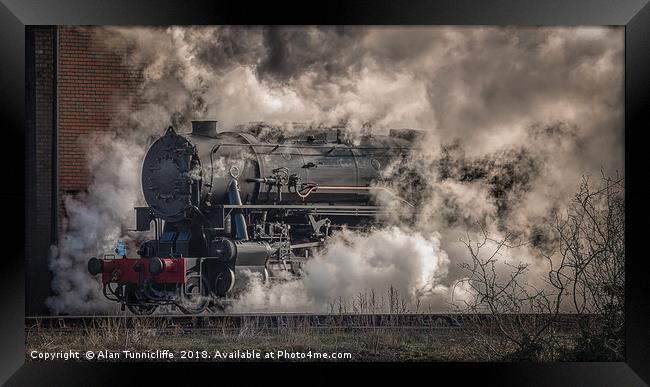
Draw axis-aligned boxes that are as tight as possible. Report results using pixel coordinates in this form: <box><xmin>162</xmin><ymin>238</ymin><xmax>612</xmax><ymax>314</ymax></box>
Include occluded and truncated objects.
<box><xmin>25</xmin><ymin>25</ymin><xmax>624</xmax><ymax>362</ymax></box>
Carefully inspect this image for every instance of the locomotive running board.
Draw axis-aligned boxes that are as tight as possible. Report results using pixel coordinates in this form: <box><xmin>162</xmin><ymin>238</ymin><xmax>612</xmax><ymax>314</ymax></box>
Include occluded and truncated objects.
<box><xmin>221</xmin><ymin>204</ymin><xmax>387</xmax><ymax>216</ymax></box>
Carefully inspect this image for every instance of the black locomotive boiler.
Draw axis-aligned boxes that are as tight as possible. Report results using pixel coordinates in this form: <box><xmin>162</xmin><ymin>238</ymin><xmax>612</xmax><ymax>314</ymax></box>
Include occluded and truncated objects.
<box><xmin>88</xmin><ymin>121</ymin><xmax>419</xmax><ymax>314</ymax></box>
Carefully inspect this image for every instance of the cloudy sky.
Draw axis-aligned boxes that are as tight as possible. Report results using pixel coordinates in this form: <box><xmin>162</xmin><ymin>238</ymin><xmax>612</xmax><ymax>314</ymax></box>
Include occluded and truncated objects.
<box><xmin>105</xmin><ymin>26</ymin><xmax>623</xmax><ymax>162</ymax></box>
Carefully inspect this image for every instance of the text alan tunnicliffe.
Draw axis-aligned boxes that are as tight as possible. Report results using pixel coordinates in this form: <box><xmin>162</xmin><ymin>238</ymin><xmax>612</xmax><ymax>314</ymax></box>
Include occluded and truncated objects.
<box><xmin>29</xmin><ymin>349</ymin><xmax>353</xmax><ymax>361</ymax></box>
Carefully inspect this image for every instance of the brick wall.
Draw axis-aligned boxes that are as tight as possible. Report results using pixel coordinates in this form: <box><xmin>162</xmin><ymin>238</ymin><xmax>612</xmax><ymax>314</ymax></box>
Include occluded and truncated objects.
<box><xmin>26</xmin><ymin>26</ymin><xmax>143</xmax><ymax>314</ymax></box>
<box><xmin>57</xmin><ymin>26</ymin><xmax>142</xmax><ymax>226</ymax></box>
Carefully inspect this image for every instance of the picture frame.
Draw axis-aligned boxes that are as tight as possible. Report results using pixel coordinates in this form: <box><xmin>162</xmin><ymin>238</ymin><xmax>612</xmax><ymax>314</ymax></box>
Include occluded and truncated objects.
<box><xmin>3</xmin><ymin>0</ymin><xmax>649</xmax><ymax>384</ymax></box>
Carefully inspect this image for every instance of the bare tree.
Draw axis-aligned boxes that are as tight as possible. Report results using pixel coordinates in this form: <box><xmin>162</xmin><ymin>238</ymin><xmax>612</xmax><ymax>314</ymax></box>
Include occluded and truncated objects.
<box><xmin>453</xmin><ymin>227</ymin><xmax>566</xmax><ymax>360</ymax></box>
<box><xmin>453</xmin><ymin>173</ymin><xmax>624</xmax><ymax>360</ymax></box>
<box><xmin>550</xmin><ymin>173</ymin><xmax>625</xmax><ymax>359</ymax></box>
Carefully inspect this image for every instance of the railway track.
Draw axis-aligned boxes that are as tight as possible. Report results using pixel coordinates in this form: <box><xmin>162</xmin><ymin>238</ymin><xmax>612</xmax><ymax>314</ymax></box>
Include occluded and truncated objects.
<box><xmin>26</xmin><ymin>313</ymin><xmax>581</xmax><ymax>332</ymax></box>
<box><xmin>26</xmin><ymin>313</ymin><xmax>464</xmax><ymax>331</ymax></box>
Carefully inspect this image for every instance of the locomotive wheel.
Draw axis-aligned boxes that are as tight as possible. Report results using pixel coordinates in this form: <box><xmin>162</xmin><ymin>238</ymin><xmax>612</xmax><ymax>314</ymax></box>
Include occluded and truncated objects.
<box><xmin>214</xmin><ymin>268</ymin><xmax>236</xmax><ymax>297</ymax></box>
<box><xmin>126</xmin><ymin>304</ymin><xmax>158</xmax><ymax>315</ymax></box>
<box><xmin>177</xmin><ymin>276</ymin><xmax>210</xmax><ymax>314</ymax></box>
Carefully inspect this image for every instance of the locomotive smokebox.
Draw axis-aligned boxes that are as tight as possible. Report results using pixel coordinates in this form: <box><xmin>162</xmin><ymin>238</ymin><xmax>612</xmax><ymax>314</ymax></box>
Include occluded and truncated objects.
<box><xmin>141</xmin><ymin>126</ymin><xmax>202</xmax><ymax>222</ymax></box>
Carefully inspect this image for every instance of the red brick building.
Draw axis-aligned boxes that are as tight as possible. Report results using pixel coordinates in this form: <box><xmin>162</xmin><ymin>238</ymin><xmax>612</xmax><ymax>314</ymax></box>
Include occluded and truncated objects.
<box><xmin>26</xmin><ymin>26</ymin><xmax>142</xmax><ymax>314</ymax></box>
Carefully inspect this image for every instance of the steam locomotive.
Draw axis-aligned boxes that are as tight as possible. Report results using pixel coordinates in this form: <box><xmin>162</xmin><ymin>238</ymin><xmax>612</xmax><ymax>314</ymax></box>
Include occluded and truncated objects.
<box><xmin>87</xmin><ymin>121</ymin><xmax>419</xmax><ymax>314</ymax></box>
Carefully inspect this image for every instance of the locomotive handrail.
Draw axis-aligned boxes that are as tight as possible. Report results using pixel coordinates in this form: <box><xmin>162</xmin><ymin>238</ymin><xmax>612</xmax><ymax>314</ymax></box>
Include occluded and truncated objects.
<box><xmin>220</xmin><ymin>204</ymin><xmax>383</xmax><ymax>209</ymax></box>
<box><xmin>210</xmin><ymin>142</ymin><xmax>410</xmax><ymax>151</ymax></box>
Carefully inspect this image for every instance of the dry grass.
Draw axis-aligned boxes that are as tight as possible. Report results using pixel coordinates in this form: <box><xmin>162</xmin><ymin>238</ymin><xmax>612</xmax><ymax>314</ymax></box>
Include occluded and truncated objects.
<box><xmin>25</xmin><ymin>315</ymin><xmax>584</xmax><ymax>362</ymax></box>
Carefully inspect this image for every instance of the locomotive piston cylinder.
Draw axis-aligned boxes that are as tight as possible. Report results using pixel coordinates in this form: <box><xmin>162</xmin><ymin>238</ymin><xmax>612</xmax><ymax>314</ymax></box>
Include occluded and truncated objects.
<box><xmin>214</xmin><ymin>239</ymin><xmax>273</xmax><ymax>267</ymax></box>
<box><xmin>233</xmin><ymin>240</ymin><xmax>273</xmax><ymax>266</ymax></box>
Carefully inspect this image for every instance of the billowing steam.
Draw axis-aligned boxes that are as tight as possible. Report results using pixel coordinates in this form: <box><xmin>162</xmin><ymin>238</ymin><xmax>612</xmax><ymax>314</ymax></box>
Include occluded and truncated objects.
<box><xmin>47</xmin><ymin>135</ymin><xmax>147</xmax><ymax>314</ymax></box>
<box><xmin>233</xmin><ymin>227</ymin><xmax>450</xmax><ymax>312</ymax></box>
<box><xmin>46</xmin><ymin>26</ymin><xmax>623</xmax><ymax>314</ymax></box>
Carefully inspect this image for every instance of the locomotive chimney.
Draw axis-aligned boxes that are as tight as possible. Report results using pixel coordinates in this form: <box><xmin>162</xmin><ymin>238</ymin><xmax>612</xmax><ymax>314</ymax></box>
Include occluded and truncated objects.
<box><xmin>191</xmin><ymin>120</ymin><xmax>219</xmax><ymax>138</ymax></box>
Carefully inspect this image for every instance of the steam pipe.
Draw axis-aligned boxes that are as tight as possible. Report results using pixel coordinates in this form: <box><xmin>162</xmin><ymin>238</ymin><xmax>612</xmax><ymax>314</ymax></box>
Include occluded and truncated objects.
<box><xmin>297</xmin><ymin>185</ymin><xmax>415</xmax><ymax>207</ymax></box>
<box><xmin>227</xmin><ymin>179</ymin><xmax>249</xmax><ymax>240</ymax></box>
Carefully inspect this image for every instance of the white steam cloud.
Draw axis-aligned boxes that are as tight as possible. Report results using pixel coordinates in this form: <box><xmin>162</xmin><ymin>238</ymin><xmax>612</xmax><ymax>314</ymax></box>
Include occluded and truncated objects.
<box><xmin>47</xmin><ymin>135</ymin><xmax>147</xmax><ymax>314</ymax></box>
<box><xmin>233</xmin><ymin>228</ymin><xmax>450</xmax><ymax>312</ymax></box>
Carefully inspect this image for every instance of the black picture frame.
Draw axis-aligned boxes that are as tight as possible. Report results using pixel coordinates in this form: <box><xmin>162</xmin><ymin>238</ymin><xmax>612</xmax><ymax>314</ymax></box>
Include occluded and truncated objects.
<box><xmin>3</xmin><ymin>0</ymin><xmax>649</xmax><ymax>385</ymax></box>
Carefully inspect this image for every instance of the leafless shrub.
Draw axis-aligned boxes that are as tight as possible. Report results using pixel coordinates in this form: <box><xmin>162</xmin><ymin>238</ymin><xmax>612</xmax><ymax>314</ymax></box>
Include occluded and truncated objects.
<box><xmin>552</xmin><ymin>173</ymin><xmax>624</xmax><ymax>360</ymax></box>
<box><xmin>452</xmin><ymin>228</ymin><xmax>565</xmax><ymax>360</ymax></box>
<box><xmin>325</xmin><ymin>287</ymin><xmax>416</xmax><ymax>314</ymax></box>
<box><xmin>453</xmin><ymin>173</ymin><xmax>624</xmax><ymax>361</ymax></box>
